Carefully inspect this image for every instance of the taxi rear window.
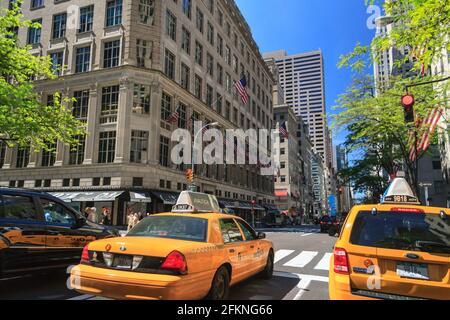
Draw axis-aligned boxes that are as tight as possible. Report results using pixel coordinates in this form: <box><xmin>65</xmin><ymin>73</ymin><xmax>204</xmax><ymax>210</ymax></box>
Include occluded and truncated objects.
<box><xmin>127</xmin><ymin>216</ymin><xmax>208</xmax><ymax>242</ymax></box>
<box><xmin>350</xmin><ymin>211</ymin><xmax>450</xmax><ymax>254</ymax></box>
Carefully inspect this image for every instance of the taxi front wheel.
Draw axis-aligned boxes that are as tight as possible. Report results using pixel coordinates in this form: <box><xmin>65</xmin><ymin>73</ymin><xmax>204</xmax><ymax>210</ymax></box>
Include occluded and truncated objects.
<box><xmin>260</xmin><ymin>249</ymin><xmax>274</xmax><ymax>279</ymax></box>
<box><xmin>206</xmin><ymin>266</ymin><xmax>230</xmax><ymax>300</ymax></box>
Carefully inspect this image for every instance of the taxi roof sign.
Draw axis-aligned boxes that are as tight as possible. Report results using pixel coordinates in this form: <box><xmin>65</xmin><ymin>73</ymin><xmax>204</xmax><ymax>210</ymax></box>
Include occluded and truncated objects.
<box><xmin>172</xmin><ymin>191</ymin><xmax>221</xmax><ymax>213</ymax></box>
<box><xmin>381</xmin><ymin>178</ymin><xmax>421</xmax><ymax>205</ymax></box>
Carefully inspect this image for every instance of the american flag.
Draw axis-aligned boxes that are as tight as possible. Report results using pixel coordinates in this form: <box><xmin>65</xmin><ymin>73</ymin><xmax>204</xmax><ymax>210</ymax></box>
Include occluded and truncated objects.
<box><xmin>409</xmin><ymin>107</ymin><xmax>443</xmax><ymax>161</ymax></box>
<box><xmin>234</xmin><ymin>76</ymin><xmax>249</xmax><ymax>105</ymax></box>
<box><xmin>279</xmin><ymin>121</ymin><xmax>289</xmax><ymax>139</ymax></box>
<box><xmin>166</xmin><ymin>107</ymin><xmax>179</xmax><ymax>124</ymax></box>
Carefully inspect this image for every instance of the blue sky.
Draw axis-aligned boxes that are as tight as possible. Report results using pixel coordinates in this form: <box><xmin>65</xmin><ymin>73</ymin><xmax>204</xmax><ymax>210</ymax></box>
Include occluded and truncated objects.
<box><xmin>235</xmin><ymin>0</ymin><xmax>377</xmax><ymax>146</ymax></box>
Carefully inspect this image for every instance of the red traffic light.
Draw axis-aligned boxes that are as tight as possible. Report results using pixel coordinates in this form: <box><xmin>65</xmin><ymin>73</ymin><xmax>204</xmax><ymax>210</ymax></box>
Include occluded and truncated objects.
<box><xmin>401</xmin><ymin>94</ymin><xmax>415</xmax><ymax>107</ymax></box>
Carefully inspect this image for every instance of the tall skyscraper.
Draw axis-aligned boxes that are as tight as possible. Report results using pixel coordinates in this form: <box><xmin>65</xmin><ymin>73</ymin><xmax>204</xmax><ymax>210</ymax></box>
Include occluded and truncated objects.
<box><xmin>263</xmin><ymin>50</ymin><xmax>331</xmax><ymax>167</ymax></box>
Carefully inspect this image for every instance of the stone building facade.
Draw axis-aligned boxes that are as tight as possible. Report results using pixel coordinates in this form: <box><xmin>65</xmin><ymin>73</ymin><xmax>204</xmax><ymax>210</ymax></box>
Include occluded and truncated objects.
<box><xmin>0</xmin><ymin>0</ymin><xmax>276</xmax><ymax>225</ymax></box>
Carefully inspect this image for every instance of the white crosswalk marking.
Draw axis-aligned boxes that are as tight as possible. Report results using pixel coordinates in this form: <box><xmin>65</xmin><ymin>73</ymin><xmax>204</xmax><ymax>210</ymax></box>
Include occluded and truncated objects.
<box><xmin>283</xmin><ymin>251</ymin><xmax>318</xmax><ymax>268</ymax></box>
<box><xmin>274</xmin><ymin>249</ymin><xmax>295</xmax><ymax>263</ymax></box>
<box><xmin>314</xmin><ymin>253</ymin><xmax>332</xmax><ymax>271</ymax></box>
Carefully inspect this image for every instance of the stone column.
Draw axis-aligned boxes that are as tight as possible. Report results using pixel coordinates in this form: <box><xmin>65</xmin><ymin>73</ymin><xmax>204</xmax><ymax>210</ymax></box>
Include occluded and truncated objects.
<box><xmin>27</xmin><ymin>149</ymin><xmax>39</xmax><ymax>168</ymax></box>
<box><xmin>114</xmin><ymin>76</ymin><xmax>132</xmax><ymax>164</ymax></box>
<box><xmin>83</xmin><ymin>83</ymin><xmax>99</xmax><ymax>165</ymax></box>
<box><xmin>54</xmin><ymin>141</ymin><xmax>65</xmax><ymax>167</ymax></box>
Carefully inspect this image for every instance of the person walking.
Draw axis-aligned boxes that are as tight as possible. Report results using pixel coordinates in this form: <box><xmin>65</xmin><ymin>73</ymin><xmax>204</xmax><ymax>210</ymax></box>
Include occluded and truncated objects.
<box><xmin>87</xmin><ymin>207</ymin><xmax>98</xmax><ymax>223</ymax></box>
<box><xmin>127</xmin><ymin>211</ymin><xmax>135</xmax><ymax>231</ymax></box>
<box><xmin>101</xmin><ymin>207</ymin><xmax>112</xmax><ymax>225</ymax></box>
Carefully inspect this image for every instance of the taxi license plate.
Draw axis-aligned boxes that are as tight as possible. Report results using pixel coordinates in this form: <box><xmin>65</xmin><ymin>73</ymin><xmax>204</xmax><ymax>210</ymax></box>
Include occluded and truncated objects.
<box><xmin>114</xmin><ymin>256</ymin><xmax>132</xmax><ymax>269</ymax></box>
<box><xmin>397</xmin><ymin>262</ymin><xmax>429</xmax><ymax>280</ymax></box>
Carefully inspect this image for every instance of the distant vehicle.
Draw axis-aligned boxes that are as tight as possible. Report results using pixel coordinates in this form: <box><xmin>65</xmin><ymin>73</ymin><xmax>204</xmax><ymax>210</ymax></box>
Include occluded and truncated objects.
<box><xmin>319</xmin><ymin>215</ymin><xmax>339</xmax><ymax>233</ymax></box>
<box><xmin>329</xmin><ymin>178</ymin><xmax>450</xmax><ymax>300</ymax></box>
<box><xmin>70</xmin><ymin>191</ymin><xmax>274</xmax><ymax>300</ymax></box>
<box><xmin>327</xmin><ymin>214</ymin><xmax>348</xmax><ymax>237</ymax></box>
<box><xmin>264</xmin><ymin>210</ymin><xmax>284</xmax><ymax>227</ymax></box>
<box><xmin>0</xmin><ymin>188</ymin><xmax>119</xmax><ymax>280</ymax></box>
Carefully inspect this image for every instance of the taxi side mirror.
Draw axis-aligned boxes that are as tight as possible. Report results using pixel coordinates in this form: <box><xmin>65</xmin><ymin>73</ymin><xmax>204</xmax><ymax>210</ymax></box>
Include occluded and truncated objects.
<box><xmin>257</xmin><ymin>232</ymin><xmax>266</xmax><ymax>239</ymax></box>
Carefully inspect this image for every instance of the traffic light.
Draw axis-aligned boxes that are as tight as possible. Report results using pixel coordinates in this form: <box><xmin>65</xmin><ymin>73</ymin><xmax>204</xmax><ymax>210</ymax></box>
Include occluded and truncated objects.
<box><xmin>401</xmin><ymin>94</ymin><xmax>415</xmax><ymax>123</ymax></box>
<box><xmin>185</xmin><ymin>169</ymin><xmax>194</xmax><ymax>183</ymax></box>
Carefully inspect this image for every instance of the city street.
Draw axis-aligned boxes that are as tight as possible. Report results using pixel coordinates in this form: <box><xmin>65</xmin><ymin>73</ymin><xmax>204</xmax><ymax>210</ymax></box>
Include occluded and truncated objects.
<box><xmin>0</xmin><ymin>226</ymin><xmax>336</xmax><ymax>300</ymax></box>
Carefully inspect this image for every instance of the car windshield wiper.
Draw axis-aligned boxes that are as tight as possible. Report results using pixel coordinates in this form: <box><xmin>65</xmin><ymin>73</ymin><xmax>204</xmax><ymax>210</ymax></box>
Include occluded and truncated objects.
<box><xmin>415</xmin><ymin>241</ymin><xmax>450</xmax><ymax>253</ymax></box>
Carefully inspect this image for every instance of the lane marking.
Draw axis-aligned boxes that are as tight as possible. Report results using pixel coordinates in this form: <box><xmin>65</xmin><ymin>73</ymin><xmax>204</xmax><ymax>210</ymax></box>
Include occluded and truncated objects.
<box><xmin>274</xmin><ymin>271</ymin><xmax>329</xmax><ymax>300</ymax></box>
<box><xmin>314</xmin><ymin>253</ymin><xmax>332</xmax><ymax>271</ymax></box>
<box><xmin>300</xmin><ymin>233</ymin><xmax>313</xmax><ymax>237</ymax></box>
<box><xmin>274</xmin><ymin>249</ymin><xmax>295</xmax><ymax>263</ymax></box>
<box><xmin>283</xmin><ymin>251</ymin><xmax>318</xmax><ymax>268</ymax></box>
<box><xmin>67</xmin><ymin>294</ymin><xmax>95</xmax><ymax>300</ymax></box>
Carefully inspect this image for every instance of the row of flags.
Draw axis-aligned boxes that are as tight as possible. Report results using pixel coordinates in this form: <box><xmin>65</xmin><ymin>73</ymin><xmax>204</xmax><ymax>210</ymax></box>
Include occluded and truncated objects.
<box><xmin>408</xmin><ymin>107</ymin><xmax>443</xmax><ymax>162</ymax></box>
<box><xmin>164</xmin><ymin>75</ymin><xmax>290</xmax><ymax>140</ymax></box>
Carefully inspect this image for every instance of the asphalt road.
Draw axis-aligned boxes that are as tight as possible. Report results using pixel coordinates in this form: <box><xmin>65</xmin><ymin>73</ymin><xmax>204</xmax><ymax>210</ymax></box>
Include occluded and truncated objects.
<box><xmin>0</xmin><ymin>226</ymin><xmax>337</xmax><ymax>300</ymax></box>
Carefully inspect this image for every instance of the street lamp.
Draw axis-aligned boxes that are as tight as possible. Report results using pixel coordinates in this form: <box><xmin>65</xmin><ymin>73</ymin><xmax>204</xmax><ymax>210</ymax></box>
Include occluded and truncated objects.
<box><xmin>189</xmin><ymin>122</ymin><xmax>221</xmax><ymax>192</ymax></box>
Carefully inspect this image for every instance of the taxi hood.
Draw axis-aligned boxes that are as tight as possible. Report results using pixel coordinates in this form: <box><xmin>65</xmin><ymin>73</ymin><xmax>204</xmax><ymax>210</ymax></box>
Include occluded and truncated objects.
<box><xmin>86</xmin><ymin>236</ymin><xmax>205</xmax><ymax>258</ymax></box>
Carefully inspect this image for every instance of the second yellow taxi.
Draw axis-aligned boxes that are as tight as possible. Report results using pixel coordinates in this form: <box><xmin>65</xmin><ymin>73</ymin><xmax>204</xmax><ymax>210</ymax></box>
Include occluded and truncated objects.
<box><xmin>70</xmin><ymin>191</ymin><xmax>274</xmax><ymax>300</ymax></box>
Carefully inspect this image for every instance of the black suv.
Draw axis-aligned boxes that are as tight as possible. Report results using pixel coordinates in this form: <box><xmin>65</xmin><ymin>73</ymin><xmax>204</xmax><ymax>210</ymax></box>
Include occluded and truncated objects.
<box><xmin>0</xmin><ymin>188</ymin><xmax>119</xmax><ymax>279</ymax></box>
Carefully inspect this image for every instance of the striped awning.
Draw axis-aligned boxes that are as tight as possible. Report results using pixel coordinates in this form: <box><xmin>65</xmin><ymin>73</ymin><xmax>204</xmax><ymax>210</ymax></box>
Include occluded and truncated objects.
<box><xmin>50</xmin><ymin>191</ymin><xmax>124</xmax><ymax>202</ymax></box>
<box><xmin>151</xmin><ymin>191</ymin><xmax>180</xmax><ymax>205</ymax></box>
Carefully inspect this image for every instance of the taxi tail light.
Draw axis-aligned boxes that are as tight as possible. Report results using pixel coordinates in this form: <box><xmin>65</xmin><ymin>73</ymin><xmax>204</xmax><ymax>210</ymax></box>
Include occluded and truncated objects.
<box><xmin>391</xmin><ymin>208</ymin><xmax>424</xmax><ymax>214</ymax></box>
<box><xmin>333</xmin><ymin>247</ymin><xmax>349</xmax><ymax>275</ymax></box>
<box><xmin>80</xmin><ymin>245</ymin><xmax>90</xmax><ymax>265</ymax></box>
<box><xmin>161</xmin><ymin>251</ymin><xmax>188</xmax><ymax>274</ymax></box>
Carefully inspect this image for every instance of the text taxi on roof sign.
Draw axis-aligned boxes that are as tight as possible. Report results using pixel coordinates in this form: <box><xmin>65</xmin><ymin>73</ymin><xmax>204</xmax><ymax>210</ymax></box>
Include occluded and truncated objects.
<box><xmin>328</xmin><ymin>177</ymin><xmax>450</xmax><ymax>300</ymax></box>
<box><xmin>70</xmin><ymin>191</ymin><xmax>274</xmax><ymax>300</ymax></box>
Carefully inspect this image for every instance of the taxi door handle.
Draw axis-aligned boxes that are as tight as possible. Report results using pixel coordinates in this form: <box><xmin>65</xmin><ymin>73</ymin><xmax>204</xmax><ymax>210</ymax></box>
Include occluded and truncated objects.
<box><xmin>229</xmin><ymin>249</ymin><xmax>235</xmax><ymax>253</ymax></box>
<box><xmin>250</xmin><ymin>245</ymin><xmax>255</xmax><ymax>249</ymax></box>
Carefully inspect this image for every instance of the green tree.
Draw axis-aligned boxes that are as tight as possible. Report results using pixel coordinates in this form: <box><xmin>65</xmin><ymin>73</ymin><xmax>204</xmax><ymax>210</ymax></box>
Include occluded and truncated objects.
<box><xmin>0</xmin><ymin>1</ymin><xmax>84</xmax><ymax>150</ymax></box>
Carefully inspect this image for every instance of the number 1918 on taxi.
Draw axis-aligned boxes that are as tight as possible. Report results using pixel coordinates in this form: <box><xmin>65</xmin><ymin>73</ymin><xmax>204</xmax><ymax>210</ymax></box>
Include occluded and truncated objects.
<box><xmin>69</xmin><ymin>192</ymin><xmax>274</xmax><ymax>300</ymax></box>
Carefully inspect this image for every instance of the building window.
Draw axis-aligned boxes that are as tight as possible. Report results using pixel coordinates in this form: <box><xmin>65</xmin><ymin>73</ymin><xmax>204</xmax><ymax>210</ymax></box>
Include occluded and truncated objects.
<box><xmin>52</xmin><ymin>13</ymin><xmax>67</xmax><ymax>39</ymax></box>
<box><xmin>27</xmin><ymin>18</ymin><xmax>42</xmax><ymax>44</ymax></box>
<box><xmin>216</xmin><ymin>93</ymin><xmax>222</xmax><ymax>115</ymax></box>
<box><xmin>166</xmin><ymin>9</ymin><xmax>177</xmax><ymax>41</ymax></box>
<box><xmin>43</xmin><ymin>179</ymin><xmax>51</xmax><ymax>187</ymax></box>
<box><xmin>206</xmin><ymin>53</ymin><xmax>214</xmax><ymax>77</ymax></box>
<box><xmin>50</xmin><ymin>51</ymin><xmax>64</xmax><ymax>76</ymax></box>
<box><xmin>178</xmin><ymin>103</ymin><xmax>187</xmax><ymax>129</ymax></box>
<box><xmin>133</xmin><ymin>177</ymin><xmax>144</xmax><ymax>187</ymax></box>
<box><xmin>195</xmin><ymin>41</ymin><xmax>203</xmax><ymax>66</ymax></box>
<box><xmin>432</xmin><ymin>161</ymin><xmax>442</xmax><ymax>170</ymax></box>
<box><xmin>106</xmin><ymin>0</ymin><xmax>122</xmax><ymax>27</ymax></box>
<box><xmin>206</xmin><ymin>85</ymin><xmax>213</xmax><ymax>107</ymax></box>
<box><xmin>100</xmin><ymin>85</ymin><xmax>119</xmax><ymax>124</ymax></box>
<box><xmin>35</xmin><ymin>180</ymin><xmax>42</xmax><ymax>187</ymax></box>
<box><xmin>217</xmin><ymin>35</ymin><xmax>223</xmax><ymax>57</ymax></box>
<box><xmin>180</xmin><ymin>63</ymin><xmax>190</xmax><ymax>91</ymax></box>
<box><xmin>139</xmin><ymin>0</ymin><xmax>155</xmax><ymax>25</ymax></box>
<box><xmin>16</xmin><ymin>147</ymin><xmax>30</xmax><ymax>168</ymax></box>
<box><xmin>217</xmin><ymin>63</ymin><xmax>223</xmax><ymax>85</ymax></box>
<box><xmin>207</xmin><ymin>22</ymin><xmax>214</xmax><ymax>46</ymax></box>
<box><xmin>161</xmin><ymin>92</ymin><xmax>172</xmax><ymax>122</ymax></box>
<box><xmin>136</xmin><ymin>39</ymin><xmax>151</xmax><ymax>68</ymax></box>
<box><xmin>159</xmin><ymin>136</ymin><xmax>170</xmax><ymax>167</ymax></box>
<box><xmin>196</xmin><ymin>8</ymin><xmax>204</xmax><ymax>33</ymax></box>
<box><xmin>194</xmin><ymin>75</ymin><xmax>202</xmax><ymax>100</ymax></box>
<box><xmin>0</xmin><ymin>141</ymin><xmax>5</xmax><ymax>168</ymax></box>
<box><xmin>207</xmin><ymin>0</ymin><xmax>214</xmax><ymax>13</ymax></box>
<box><xmin>31</xmin><ymin>0</ymin><xmax>43</xmax><ymax>9</ymax></box>
<box><xmin>181</xmin><ymin>26</ymin><xmax>191</xmax><ymax>55</ymax></box>
<box><xmin>93</xmin><ymin>177</ymin><xmax>101</xmax><ymax>186</ymax></box>
<box><xmin>79</xmin><ymin>5</ymin><xmax>94</xmax><ymax>33</ymax></box>
<box><xmin>130</xmin><ymin>130</ymin><xmax>149</xmax><ymax>163</ymax></box>
<box><xmin>182</xmin><ymin>0</ymin><xmax>191</xmax><ymax>18</ymax></box>
<box><xmin>69</xmin><ymin>135</ymin><xmax>85</xmax><ymax>165</ymax></box>
<box><xmin>103</xmin><ymin>40</ymin><xmax>120</xmax><ymax>68</ymax></box>
<box><xmin>164</xmin><ymin>49</ymin><xmax>175</xmax><ymax>79</ymax></box>
<box><xmin>75</xmin><ymin>46</ymin><xmax>91</xmax><ymax>73</ymax></box>
<box><xmin>133</xmin><ymin>84</ymin><xmax>151</xmax><ymax>114</ymax></box>
<box><xmin>73</xmin><ymin>90</ymin><xmax>89</xmax><ymax>121</ymax></box>
<box><xmin>225</xmin><ymin>101</ymin><xmax>231</xmax><ymax>120</ymax></box>
<box><xmin>103</xmin><ymin>177</ymin><xmax>111</xmax><ymax>185</ymax></box>
<box><xmin>41</xmin><ymin>143</ymin><xmax>56</xmax><ymax>167</ymax></box>
<box><xmin>98</xmin><ymin>131</ymin><xmax>116</xmax><ymax>164</ymax></box>
<box><xmin>72</xmin><ymin>178</ymin><xmax>80</xmax><ymax>187</ymax></box>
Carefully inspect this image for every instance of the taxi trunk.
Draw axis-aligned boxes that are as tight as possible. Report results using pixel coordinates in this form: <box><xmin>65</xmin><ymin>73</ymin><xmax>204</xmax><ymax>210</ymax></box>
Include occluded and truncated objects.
<box><xmin>71</xmin><ymin>237</ymin><xmax>215</xmax><ymax>300</ymax></box>
<box><xmin>340</xmin><ymin>208</ymin><xmax>450</xmax><ymax>300</ymax></box>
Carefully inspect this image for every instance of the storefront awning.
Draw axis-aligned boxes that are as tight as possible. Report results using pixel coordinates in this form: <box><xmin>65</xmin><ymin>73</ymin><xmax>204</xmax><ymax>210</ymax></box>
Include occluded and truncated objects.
<box><xmin>50</xmin><ymin>191</ymin><xmax>124</xmax><ymax>202</ymax></box>
<box><xmin>152</xmin><ymin>191</ymin><xmax>180</xmax><ymax>205</ymax></box>
<box><xmin>264</xmin><ymin>204</ymin><xmax>279</xmax><ymax>211</ymax></box>
<box><xmin>129</xmin><ymin>192</ymin><xmax>152</xmax><ymax>203</ymax></box>
<box><xmin>218</xmin><ymin>200</ymin><xmax>265</xmax><ymax>211</ymax></box>
<box><xmin>275</xmin><ymin>190</ymin><xmax>289</xmax><ymax>197</ymax></box>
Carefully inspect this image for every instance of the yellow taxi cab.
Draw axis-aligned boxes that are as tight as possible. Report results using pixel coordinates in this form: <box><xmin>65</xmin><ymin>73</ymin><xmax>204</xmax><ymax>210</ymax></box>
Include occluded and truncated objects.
<box><xmin>69</xmin><ymin>191</ymin><xmax>274</xmax><ymax>300</ymax></box>
<box><xmin>329</xmin><ymin>177</ymin><xmax>450</xmax><ymax>300</ymax></box>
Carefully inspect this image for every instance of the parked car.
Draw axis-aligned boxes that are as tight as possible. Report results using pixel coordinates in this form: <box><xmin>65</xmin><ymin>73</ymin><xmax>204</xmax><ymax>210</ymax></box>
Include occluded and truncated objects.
<box><xmin>0</xmin><ymin>188</ymin><xmax>119</xmax><ymax>279</ymax></box>
<box><xmin>319</xmin><ymin>215</ymin><xmax>339</xmax><ymax>233</ymax></box>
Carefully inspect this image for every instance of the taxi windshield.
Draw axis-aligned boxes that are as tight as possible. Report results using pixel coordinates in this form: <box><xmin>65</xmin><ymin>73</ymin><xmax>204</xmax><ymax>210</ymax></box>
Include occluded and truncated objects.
<box><xmin>350</xmin><ymin>211</ymin><xmax>450</xmax><ymax>254</ymax></box>
<box><xmin>127</xmin><ymin>216</ymin><xmax>208</xmax><ymax>242</ymax></box>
